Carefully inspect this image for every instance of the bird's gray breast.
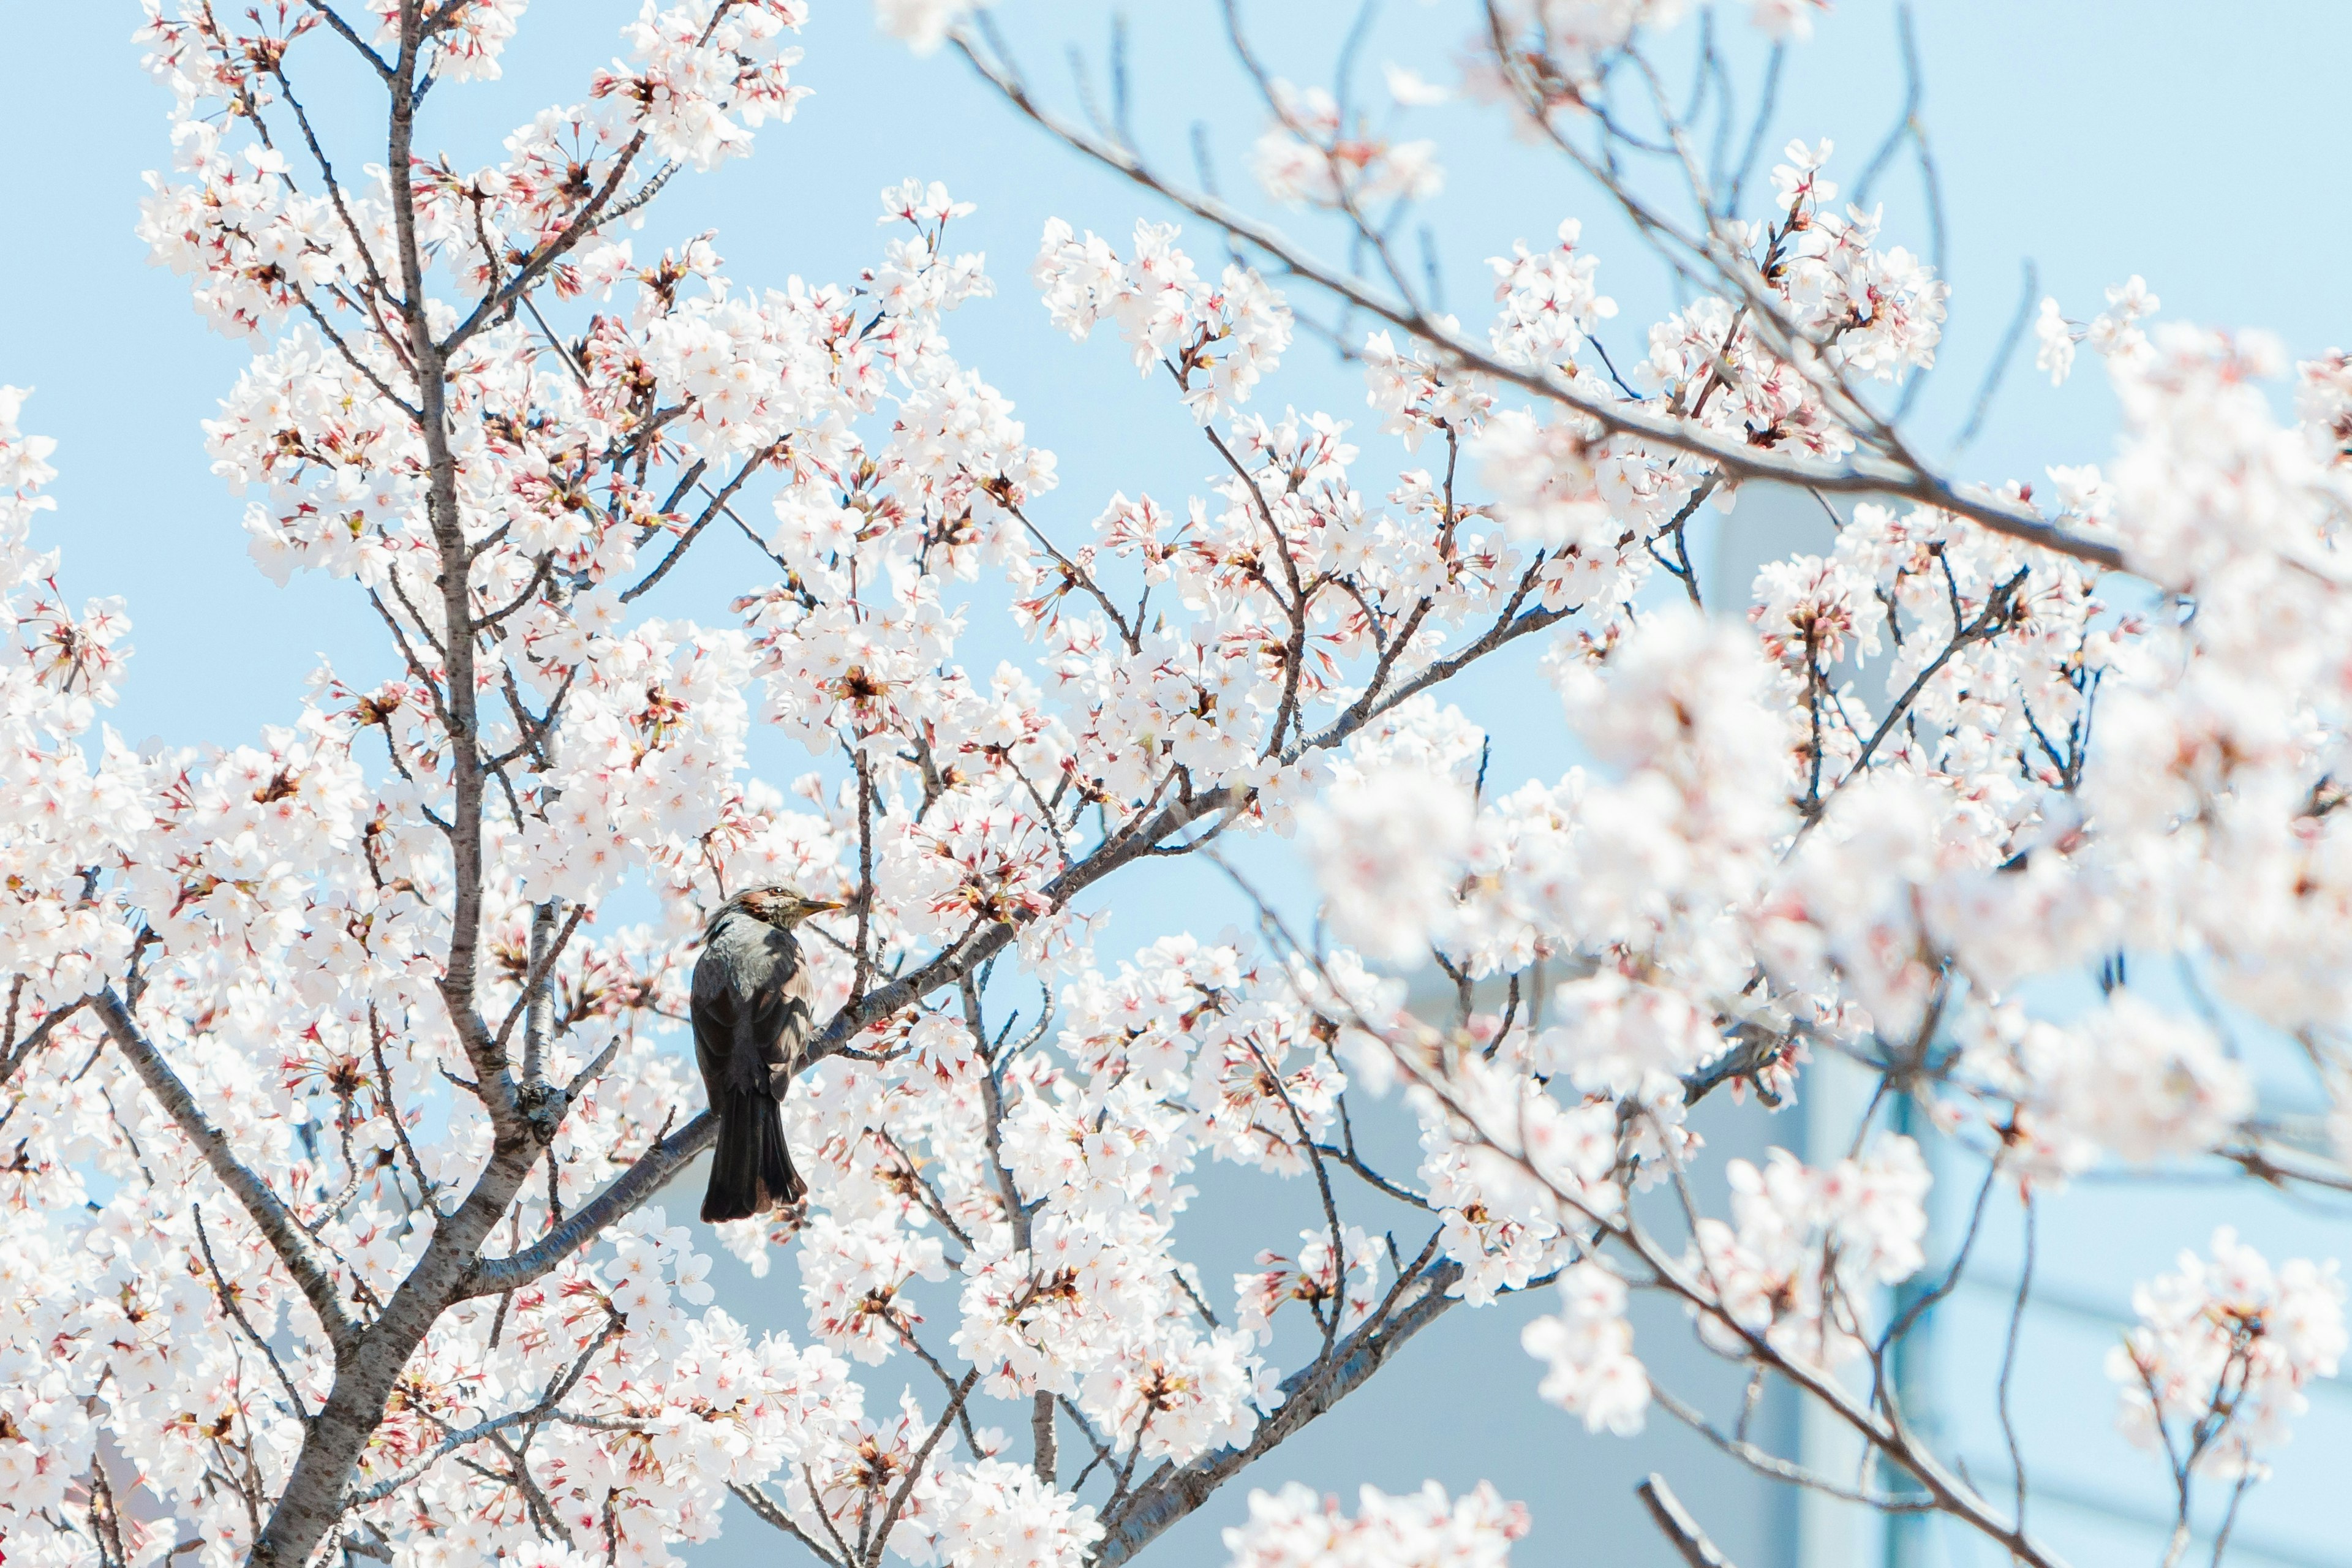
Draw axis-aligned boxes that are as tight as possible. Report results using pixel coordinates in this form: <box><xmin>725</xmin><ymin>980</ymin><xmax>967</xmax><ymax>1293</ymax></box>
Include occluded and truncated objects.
<box><xmin>695</xmin><ymin>908</ymin><xmax>804</xmax><ymax>1000</ymax></box>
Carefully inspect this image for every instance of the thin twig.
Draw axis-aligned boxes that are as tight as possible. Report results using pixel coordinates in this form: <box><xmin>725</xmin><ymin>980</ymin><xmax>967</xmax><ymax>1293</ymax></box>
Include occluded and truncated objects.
<box><xmin>1637</xmin><ymin>1474</ymin><xmax>1742</xmax><ymax>1568</ymax></box>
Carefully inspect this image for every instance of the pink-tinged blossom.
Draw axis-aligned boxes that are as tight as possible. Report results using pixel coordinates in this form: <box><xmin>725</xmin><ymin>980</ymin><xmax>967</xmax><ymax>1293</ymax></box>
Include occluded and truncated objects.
<box><xmin>1237</xmin><ymin>1226</ymin><xmax>1385</xmax><ymax>1344</ymax></box>
<box><xmin>1362</xmin><ymin>328</ymin><xmax>1495</xmax><ymax>450</ymax></box>
<box><xmin>1383</xmin><ymin>64</ymin><xmax>1452</xmax><ymax>107</ymax></box>
<box><xmin>1253</xmin><ymin>81</ymin><xmax>1444</xmax><ymax>209</ymax></box>
<box><xmin>1521</xmin><ymin>1262</ymin><xmax>1648</xmax><ymax>1434</ymax></box>
<box><xmin>1537</xmin><ymin>973</ymin><xmax>1725</xmax><ymax>1100</ymax></box>
<box><xmin>1952</xmin><ymin>992</ymin><xmax>2252</xmax><ymax>1184</ymax></box>
<box><xmin>1752</xmin><ymin>554</ymin><xmax>1888</xmax><ymax>669</ymax></box>
<box><xmin>1302</xmin><ymin>768</ymin><xmax>1476</xmax><ymax>964</ymax></box>
<box><xmin>364</xmin><ymin>0</ymin><xmax>529</xmax><ymax>81</ymax></box>
<box><xmin>1770</xmin><ymin>138</ymin><xmax>1837</xmax><ymax>213</ymax></box>
<box><xmin>2036</xmin><ymin>296</ymin><xmax>2078</xmax><ymax>386</ymax></box>
<box><xmin>36</xmin><ymin>4</ymin><xmax>2352</xmax><ymax>1562</ymax></box>
<box><xmin>1750</xmin><ymin>0</ymin><xmax>1830</xmax><ymax>40</ymax></box>
<box><xmin>0</xmin><ymin>390</ymin><xmax>148</xmax><ymax>1017</ymax></box>
<box><xmin>1472</xmin><ymin>407</ymin><xmax>1604</xmax><ymax>540</ymax></box>
<box><xmin>906</xmin><ymin>1460</ymin><xmax>1104</xmax><ymax>1568</ymax></box>
<box><xmin>1558</xmin><ymin>606</ymin><xmax>1793</xmax><ymax>819</ymax></box>
<box><xmin>2089</xmin><ymin>274</ymin><xmax>2162</xmax><ymax>361</ymax></box>
<box><xmin>1035</xmin><ymin>219</ymin><xmax>1294</xmax><ymax>422</ymax></box>
<box><xmin>2111</xmin><ymin>1229</ymin><xmax>2346</xmax><ymax>1480</ymax></box>
<box><xmin>1689</xmin><ymin>1140</ymin><xmax>1930</xmax><ymax>1370</ymax></box>
<box><xmin>1487</xmin><ymin>221</ymin><xmax>1618</xmax><ymax>378</ymax></box>
<box><xmin>1760</xmin><ymin>141</ymin><xmax>1947</xmax><ymax>382</ymax></box>
<box><xmin>599</xmin><ymin>1</ymin><xmax>812</xmax><ymax>170</ymax></box>
<box><xmin>1476</xmin><ymin>1</ymin><xmax>1691</xmax><ymax>100</ymax></box>
<box><xmin>2102</xmin><ymin>321</ymin><xmax>2316</xmax><ymax>592</ymax></box>
<box><xmin>2296</xmin><ymin>346</ymin><xmax>2352</xmax><ymax>471</ymax></box>
<box><xmin>1403</xmin><ymin>1044</ymin><xmax>1627</xmax><ymax>1297</ymax></box>
<box><xmin>874</xmin><ymin>0</ymin><xmax>985</xmax><ymax>55</ymax></box>
<box><xmin>1224</xmin><ymin>1480</ymin><xmax>1531</xmax><ymax>1568</ymax></box>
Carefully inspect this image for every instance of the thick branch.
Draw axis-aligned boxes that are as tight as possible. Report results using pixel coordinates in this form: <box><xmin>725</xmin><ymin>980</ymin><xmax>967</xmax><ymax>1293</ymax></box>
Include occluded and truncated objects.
<box><xmin>1091</xmin><ymin>1260</ymin><xmax>1462</xmax><ymax>1567</ymax></box>
<box><xmin>467</xmin><ymin>1109</ymin><xmax>715</xmax><ymax>1296</ymax></box>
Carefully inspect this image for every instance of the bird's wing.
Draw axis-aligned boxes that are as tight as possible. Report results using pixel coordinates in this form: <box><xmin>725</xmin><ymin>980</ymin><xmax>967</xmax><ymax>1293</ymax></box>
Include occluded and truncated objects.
<box><xmin>720</xmin><ymin>978</ymin><xmax>791</xmax><ymax>1099</ymax></box>
<box><xmin>690</xmin><ymin>965</ymin><xmax>758</xmax><ymax>1100</ymax></box>
<box><xmin>760</xmin><ymin>937</ymin><xmax>818</xmax><ymax>1097</ymax></box>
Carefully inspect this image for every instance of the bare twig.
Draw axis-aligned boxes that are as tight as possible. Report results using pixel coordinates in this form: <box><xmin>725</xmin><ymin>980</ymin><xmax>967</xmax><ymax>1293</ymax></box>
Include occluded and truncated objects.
<box><xmin>1637</xmin><ymin>1474</ymin><xmax>1742</xmax><ymax>1568</ymax></box>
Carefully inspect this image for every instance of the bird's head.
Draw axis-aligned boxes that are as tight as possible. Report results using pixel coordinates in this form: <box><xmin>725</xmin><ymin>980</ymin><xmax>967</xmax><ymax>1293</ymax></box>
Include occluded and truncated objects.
<box><xmin>728</xmin><ymin>885</ymin><xmax>845</xmax><ymax>930</ymax></box>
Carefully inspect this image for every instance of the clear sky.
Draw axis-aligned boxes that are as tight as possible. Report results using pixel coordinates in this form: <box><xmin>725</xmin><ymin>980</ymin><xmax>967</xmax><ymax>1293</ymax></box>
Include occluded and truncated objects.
<box><xmin>7</xmin><ymin>4</ymin><xmax>2352</xmax><ymax>1566</ymax></box>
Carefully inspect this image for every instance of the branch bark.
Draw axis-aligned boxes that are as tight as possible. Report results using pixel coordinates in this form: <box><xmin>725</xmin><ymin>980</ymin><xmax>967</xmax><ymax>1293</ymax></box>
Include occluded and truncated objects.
<box><xmin>1638</xmin><ymin>1474</ymin><xmax>1741</xmax><ymax>1568</ymax></box>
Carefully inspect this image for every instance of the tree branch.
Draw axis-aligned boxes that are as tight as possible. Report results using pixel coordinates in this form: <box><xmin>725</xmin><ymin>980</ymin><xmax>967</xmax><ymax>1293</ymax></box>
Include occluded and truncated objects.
<box><xmin>1637</xmin><ymin>1474</ymin><xmax>1741</xmax><ymax>1568</ymax></box>
<box><xmin>1092</xmin><ymin>1260</ymin><xmax>1463</xmax><ymax>1567</ymax></box>
<box><xmin>466</xmin><ymin>1108</ymin><xmax>715</xmax><ymax>1297</ymax></box>
<box><xmin>952</xmin><ymin>36</ymin><xmax>2127</xmax><ymax>576</ymax></box>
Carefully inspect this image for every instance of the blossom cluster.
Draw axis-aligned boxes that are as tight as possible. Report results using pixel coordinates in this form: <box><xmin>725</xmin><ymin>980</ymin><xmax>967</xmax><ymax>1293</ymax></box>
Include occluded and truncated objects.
<box><xmin>1251</xmin><ymin>80</ymin><xmax>1444</xmax><ymax>211</ymax></box>
<box><xmin>1035</xmin><ymin>218</ymin><xmax>1294</xmax><ymax>421</ymax></box>
<box><xmin>2111</xmin><ymin>1229</ymin><xmax>2347</xmax><ymax>1479</ymax></box>
<box><xmin>1520</xmin><ymin>1262</ymin><xmax>1647</xmax><ymax>1434</ymax></box>
<box><xmin>1223</xmin><ymin>1480</ymin><xmax>1530</xmax><ymax>1568</ymax></box>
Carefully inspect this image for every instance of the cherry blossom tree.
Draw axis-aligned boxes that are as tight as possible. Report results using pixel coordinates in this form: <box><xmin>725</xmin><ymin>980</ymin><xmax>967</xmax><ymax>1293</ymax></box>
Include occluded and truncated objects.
<box><xmin>2</xmin><ymin>6</ymin><xmax>2348</xmax><ymax>1568</ymax></box>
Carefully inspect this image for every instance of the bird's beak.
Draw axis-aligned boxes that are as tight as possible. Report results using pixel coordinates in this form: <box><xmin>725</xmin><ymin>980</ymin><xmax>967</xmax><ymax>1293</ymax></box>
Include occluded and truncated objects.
<box><xmin>809</xmin><ymin>898</ymin><xmax>845</xmax><ymax>914</ymax></box>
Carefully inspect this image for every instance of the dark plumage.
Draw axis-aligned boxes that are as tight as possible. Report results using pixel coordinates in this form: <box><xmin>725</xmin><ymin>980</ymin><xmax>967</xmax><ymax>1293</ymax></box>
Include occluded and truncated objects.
<box><xmin>692</xmin><ymin>884</ymin><xmax>840</xmax><ymax>1224</ymax></box>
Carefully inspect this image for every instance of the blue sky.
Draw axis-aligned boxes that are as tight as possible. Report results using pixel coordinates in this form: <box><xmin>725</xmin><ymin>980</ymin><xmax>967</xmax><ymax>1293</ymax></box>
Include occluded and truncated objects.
<box><xmin>8</xmin><ymin>4</ymin><xmax>2352</xmax><ymax>1565</ymax></box>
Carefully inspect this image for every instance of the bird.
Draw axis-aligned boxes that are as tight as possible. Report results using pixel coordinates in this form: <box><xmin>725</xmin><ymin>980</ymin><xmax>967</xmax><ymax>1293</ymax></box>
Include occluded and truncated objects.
<box><xmin>692</xmin><ymin>884</ymin><xmax>842</xmax><ymax>1224</ymax></box>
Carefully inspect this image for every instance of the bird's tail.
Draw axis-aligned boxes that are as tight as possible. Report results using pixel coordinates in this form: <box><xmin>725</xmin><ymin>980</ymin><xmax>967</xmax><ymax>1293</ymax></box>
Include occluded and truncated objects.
<box><xmin>702</xmin><ymin>1090</ymin><xmax>807</xmax><ymax>1224</ymax></box>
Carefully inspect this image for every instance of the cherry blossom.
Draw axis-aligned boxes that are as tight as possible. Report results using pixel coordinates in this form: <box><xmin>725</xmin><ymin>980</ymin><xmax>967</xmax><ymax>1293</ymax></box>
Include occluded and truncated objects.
<box><xmin>1520</xmin><ymin>1262</ymin><xmax>1647</xmax><ymax>1434</ymax></box>
<box><xmin>1223</xmin><ymin>1480</ymin><xmax>1529</xmax><ymax>1568</ymax></box>
<box><xmin>1301</xmin><ymin>769</ymin><xmax>1474</xmax><ymax>964</ymax></box>
<box><xmin>12</xmin><ymin>6</ymin><xmax>2352</xmax><ymax>1568</ymax></box>
<box><xmin>2111</xmin><ymin>1229</ymin><xmax>2347</xmax><ymax>1480</ymax></box>
<box><xmin>1252</xmin><ymin>81</ymin><xmax>1444</xmax><ymax>210</ymax></box>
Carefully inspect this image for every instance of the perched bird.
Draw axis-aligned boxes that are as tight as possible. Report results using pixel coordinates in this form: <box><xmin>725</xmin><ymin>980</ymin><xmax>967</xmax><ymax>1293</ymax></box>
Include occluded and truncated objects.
<box><xmin>693</xmin><ymin>884</ymin><xmax>842</xmax><ymax>1224</ymax></box>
